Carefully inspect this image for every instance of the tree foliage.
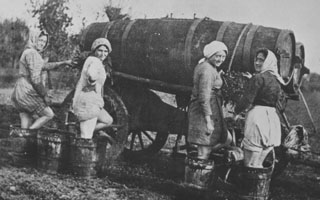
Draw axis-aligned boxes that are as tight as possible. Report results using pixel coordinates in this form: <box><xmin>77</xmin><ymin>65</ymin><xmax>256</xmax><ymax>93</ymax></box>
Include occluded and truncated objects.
<box><xmin>30</xmin><ymin>0</ymin><xmax>78</xmax><ymax>61</ymax></box>
<box><xmin>0</xmin><ymin>19</ymin><xmax>28</xmax><ymax>68</ymax></box>
<box><xmin>104</xmin><ymin>0</ymin><xmax>130</xmax><ymax>21</ymax></box>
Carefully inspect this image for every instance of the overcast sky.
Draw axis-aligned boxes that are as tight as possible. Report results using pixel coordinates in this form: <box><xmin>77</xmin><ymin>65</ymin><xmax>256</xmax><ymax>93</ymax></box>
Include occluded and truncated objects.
<box><xmin>1</xmin><ymin>0</ymin><xmax>320</xmax><ymax>73</ymax></box>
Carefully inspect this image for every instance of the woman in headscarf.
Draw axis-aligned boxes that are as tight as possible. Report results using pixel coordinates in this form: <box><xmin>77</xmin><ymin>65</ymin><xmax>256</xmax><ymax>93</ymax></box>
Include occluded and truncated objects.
<box><xmin>188</xmin><ymin>40</ymin><xmax>230</xmax><ymax>160</ymax></box>
<box><xmin>72</xmin><ymin>38</ymin><xmax>113</xmax><ymax>139</ymax></box>
<box><xmin>11</xmin><ymin>29</ymin><xmax>72</xmax><ymax>130</ymax></box>
<box><xmin>234</xmin><ymin>48</ymin><xmax>284</xmax><ymax>168</ymax></box>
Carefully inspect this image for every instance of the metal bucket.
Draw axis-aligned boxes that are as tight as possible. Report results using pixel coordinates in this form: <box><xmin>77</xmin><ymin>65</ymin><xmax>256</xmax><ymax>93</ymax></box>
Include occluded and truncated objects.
<box><xmin>37</xmin><ymin>129</ymin><xmax>73</xmax><ymax>174</ymax></box>
<box><xmin>237</xmin><ymin>162</ymin><xmax>274</xmax><ymax>200</ymax></box>
<box><xmin>0</xmin><ymin>125</ymin><xmax>37</xmax><ymax>167</ymax></box>
<box><xmin>184</xmin><ymin>151</ymin><xmax>215</xmax><ymax>190</ymax></box>
<box><xmin>70</xmin><ymin>137</ymin><xmax>98</xmax><ymax>177</ymax></box>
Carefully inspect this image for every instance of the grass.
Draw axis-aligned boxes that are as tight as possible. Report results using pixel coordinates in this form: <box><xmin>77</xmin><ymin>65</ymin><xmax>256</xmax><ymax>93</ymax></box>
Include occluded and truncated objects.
<box><xmin>285</xmin><ymin>90</ymin><xmax>320</xmax><ymax>152</ymax></box>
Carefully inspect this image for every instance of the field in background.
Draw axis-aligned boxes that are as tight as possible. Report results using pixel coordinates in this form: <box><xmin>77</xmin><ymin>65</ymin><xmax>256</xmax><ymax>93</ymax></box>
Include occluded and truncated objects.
<box><xmin>286</xmin><ymin>91</ymin><xmax>320</xmax><ymax>152</ymax></box>
<box><xmin>0</xmin><ymin>67</ymin><xmax>79</xmax><ymax>104</ymax></box>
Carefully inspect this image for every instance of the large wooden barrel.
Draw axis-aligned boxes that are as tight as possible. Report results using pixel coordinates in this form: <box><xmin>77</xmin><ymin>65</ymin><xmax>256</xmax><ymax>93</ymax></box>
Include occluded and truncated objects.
<box><xmin>81</xmin><ymin>18</ymin><xmax>296</xmax><ymax>93</ymax></box>
<box><xmin>293</xmin><ymin>42</ymin><xmax>309</xmax><ymax>87</ymax></box>
<box><xmin>295</xmin><ymin>42</ymin><xmax>305</xmax><ymax>65</ymax></box>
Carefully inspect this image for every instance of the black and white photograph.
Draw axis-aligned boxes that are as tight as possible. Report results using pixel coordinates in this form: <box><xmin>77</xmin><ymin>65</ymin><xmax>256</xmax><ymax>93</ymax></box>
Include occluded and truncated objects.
<box><xmin>0</xmin><ymin>0</ymin><xmax>319</xmax><ymax>199</ymax></box>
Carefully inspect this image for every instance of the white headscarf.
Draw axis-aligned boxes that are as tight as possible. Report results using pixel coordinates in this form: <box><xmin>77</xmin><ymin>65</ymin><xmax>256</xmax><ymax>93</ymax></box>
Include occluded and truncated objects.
<box><xmin>199</xmin><ymin>40</ymin><xmax>228</xmax><ymax>64</ymax></box>
<box><xmin>25</xmin><ymin>29</ymin><xmax>48</xmax><ymax>52</ymax></box>
<box><xmin>91</xmin><ymin>38</ymin><xmax>112</xmax><ymax>53</ymax></box>
<box><xmin>260</xmin><ymin>50</ymin><xmax>285</xmax><ymax>85</ymax></box>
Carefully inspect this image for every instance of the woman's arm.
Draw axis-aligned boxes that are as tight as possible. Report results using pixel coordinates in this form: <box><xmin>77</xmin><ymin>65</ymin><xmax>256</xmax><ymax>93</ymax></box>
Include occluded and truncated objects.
<box><xmin>72</xmin><ymin>75</ymin><xmax>85</xmax><ymax>109</ymax></box>
<box><xmin>43</xmin><ymin>60</ymin><xmax>72</xmax><ymax>71</ymax></box>
<box><xmin>234</xmin><ymin>75</ymin><xmax>263</xmax><ymax>114</ymax></box>
<box><xmin>197</xmin><ymin>67</ymin><xmax>215</xmax><ymax>131</ymax></box>
<box><xmin>198</xmin><ymin>68</ymin><xmax>214</xmax><ymax>117</ymax></box>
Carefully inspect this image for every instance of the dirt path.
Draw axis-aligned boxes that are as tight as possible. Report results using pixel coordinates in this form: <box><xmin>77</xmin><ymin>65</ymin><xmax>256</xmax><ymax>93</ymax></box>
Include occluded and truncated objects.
<box><xmin>0</xmin><ymin>164</ymin><xmax>171</xmax><ymax>200</ymax></box>
<box><xmin>1</xmin><ymin>150</ymin><xmax>320</xmax><ymax>200</ymax></box>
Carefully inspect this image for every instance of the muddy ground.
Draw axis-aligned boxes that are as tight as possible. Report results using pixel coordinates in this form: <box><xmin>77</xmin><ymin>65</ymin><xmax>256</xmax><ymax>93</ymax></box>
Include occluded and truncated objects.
<box><xmin>0</xmin><ymin>94</ymin><xmax>320</xmax><ymax>199</ymax></box>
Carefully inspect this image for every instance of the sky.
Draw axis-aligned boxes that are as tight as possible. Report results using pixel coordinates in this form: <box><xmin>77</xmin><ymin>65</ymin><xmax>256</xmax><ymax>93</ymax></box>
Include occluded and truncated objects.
<box><xmin>0</xmin><ymin>0</ymin><xmax>320</xmax><ymax>73</ymax></box>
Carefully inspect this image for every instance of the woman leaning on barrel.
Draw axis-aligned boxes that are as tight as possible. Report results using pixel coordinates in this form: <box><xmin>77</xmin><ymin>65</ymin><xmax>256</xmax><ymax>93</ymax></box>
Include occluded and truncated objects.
<box><xmin>72</xmin><ymin>38</ymin><xmax>113</xmax><ymax>139</ymax></box>
<box><xmin>234</xmin><ymin>48</ymin><xmax>284</xmax><ymax>168</ymax></box>
<box><xmin>188</xmin><ymin>41</ymin><xmax>231</xmax><ymax>160</ymax></box>
<box><xmin>11</xmin><ymin>29</ymin><xmax>72</xmax><ymax>130</ymax></box>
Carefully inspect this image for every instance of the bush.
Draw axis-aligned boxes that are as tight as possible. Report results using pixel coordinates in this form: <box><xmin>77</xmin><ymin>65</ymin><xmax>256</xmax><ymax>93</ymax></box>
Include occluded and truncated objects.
<box><xmin>0</xmin><ymin>68</ymin><xmax>18</xmax><ymax>88</ymax></box>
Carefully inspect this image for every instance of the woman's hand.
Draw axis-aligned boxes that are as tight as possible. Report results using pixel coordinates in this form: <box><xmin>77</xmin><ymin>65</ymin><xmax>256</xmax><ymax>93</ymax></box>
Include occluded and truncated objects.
<box><xmin>44</xmin><ymin>95</ymin><xmax>52</xmax><ymax>106</ymax></box>
<box><xmin>242</xmin><ymin>72</ymin><xmax>252</xmax><ymax>79</ymax></box>
<box><xmin>218</xmin><ymin>70</ymin><xmax>225</xmax><ymax>76</ymax></box>
<box><xmin>205</xmin><ymin>115</ymin><xmax>214</xmax><ymax>134</ymax></box>
<box><xmin>233</xmin><ymin>113</ymin><xmax>245</xmax><ymax>122</ymax></box>
<box><xmin>64</xmin><ymin>60</ymin><xmax>73</xmax><ymax>67</ymax></box>
<box><xmin>233</xmin><ymin>114</ymin><xmax>241</xmax><ymax>122</ymax></box>
<box><xmin>206</xmin><ymin>121</ymin><xmax>214</xmax><ymax>133</ymax></box>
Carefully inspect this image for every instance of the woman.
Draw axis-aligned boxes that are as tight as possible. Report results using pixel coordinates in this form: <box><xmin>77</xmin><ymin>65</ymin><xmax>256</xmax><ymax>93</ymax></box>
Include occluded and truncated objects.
<box><xmin>234</xmin><ymin>48</ymin><xmax>284</xmax><ymax>168</ymax></box>
<box><xmin>188</xmin><ymin>40</ymin><xmax>230</xmax><ymax>160</ymax></box>
<box><xmin>72</xmin><ymin>38</ymin><xmax>113</xmax><ymax>139</ymax></box>
<box><xmin>11</xmin><ymin>29</ymin><xmax>71</xmax><ymax>130</ymax></box>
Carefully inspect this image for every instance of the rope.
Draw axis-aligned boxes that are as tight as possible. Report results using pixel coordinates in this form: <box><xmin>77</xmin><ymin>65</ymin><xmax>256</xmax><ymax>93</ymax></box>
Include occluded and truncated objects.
<box><xmin>276</xmin><ymin>101</ymin><xmax>290</xmax><ymax>129</ymax></box>
<box><xmin>227</xmin><ymin>23</ymin><xmax>252</xmax><ymax>72</ymax></box>
<box><xmin>298</xmin><ymin>88</ymin><xmax>317</xmax><ymax>133</ymax></box>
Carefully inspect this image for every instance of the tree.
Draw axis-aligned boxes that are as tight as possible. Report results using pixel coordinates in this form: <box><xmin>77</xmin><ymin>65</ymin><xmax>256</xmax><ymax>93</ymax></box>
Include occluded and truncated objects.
<box><xmin>0</xmin><ymin>19</ymin><xmax>28</xmax><ymax>68</ymax></box>
<box><xmin>104</xmin><ymin>0</ymin><xmax>130</xmax><ymax>21</ymax></box>
<box><xmin>30</xmin><ymin>0</ymin><xmax>77</xmax><ymax>61</ymax></box>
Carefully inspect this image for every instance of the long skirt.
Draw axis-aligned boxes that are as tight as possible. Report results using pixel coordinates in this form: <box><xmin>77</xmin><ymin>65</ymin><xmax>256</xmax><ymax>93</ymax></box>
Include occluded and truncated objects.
<box><xmin>242</xmin><ymin>105</ymin><xmax>281</xmax><ymax>152</ymax></box>
<box><xmin>187</xmin><ymin>91</ymin><xmax>227</xmax><ymax>147</ymax></box>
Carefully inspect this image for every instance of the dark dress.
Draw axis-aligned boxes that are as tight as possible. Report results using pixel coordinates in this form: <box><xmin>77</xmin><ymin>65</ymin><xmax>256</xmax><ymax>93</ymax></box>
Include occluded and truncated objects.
<box><xmin>235</xmin><ymin>71</ymin><xmax>282</xmax><ymax>151</ymax></box>
<box><xmin>188</xmin><ymin>61</ymin><xmax>228</xmax><ymax>147</ymax></box>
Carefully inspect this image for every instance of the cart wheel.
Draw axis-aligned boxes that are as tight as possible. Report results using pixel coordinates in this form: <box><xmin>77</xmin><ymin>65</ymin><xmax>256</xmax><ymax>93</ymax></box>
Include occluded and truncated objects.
<box><xmin>123</xmin><ymin>130</ymin><xmax>169</xmax><ymax>158</ymax></box>
<box><xmin>102</xmin><ymin>87</ymin><xmax>129</xmax><ymax>161</ymax></box>
<box><xmin>59</xmin><ymin>87</ymin><xmax>129</xmax><ymax>163</ymax></box>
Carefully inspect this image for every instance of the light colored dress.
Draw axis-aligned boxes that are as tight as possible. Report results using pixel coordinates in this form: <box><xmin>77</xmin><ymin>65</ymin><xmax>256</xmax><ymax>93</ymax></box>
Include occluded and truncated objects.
<box><xmin>72</xmin><ymin>56</ymin><xmax>106</xmax><ymax>121</ymax></box>
<box><xmin>188</xmin><ymin>61</ymin><xmax>228</xmax><ymax>147</ymax></box>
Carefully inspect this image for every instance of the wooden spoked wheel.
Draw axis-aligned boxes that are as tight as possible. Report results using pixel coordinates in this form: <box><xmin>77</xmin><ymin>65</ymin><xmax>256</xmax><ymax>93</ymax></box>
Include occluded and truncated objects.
<box><xmin>123</xmin><ymin>129</ymin><xmax>169</xmax><ymax>158</ymax></box>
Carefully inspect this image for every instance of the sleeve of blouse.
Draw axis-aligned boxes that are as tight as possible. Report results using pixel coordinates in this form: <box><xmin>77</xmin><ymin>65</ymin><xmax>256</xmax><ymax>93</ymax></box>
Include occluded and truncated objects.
<box><xmin>235</xmin><ymin>75</ymin><xmax>263</xmax><ymax>114</ymax></box>
<box><xmin>25</xmin><ymin>50</ymin><xmax>47</xmax><ymax>97</ymax></box>
<box><xmin>43</xmin><ymin>62</ymin><xmax>62</xmax><ymax>71</ymax></box>
<box><xmin>198</xmin><ymin>67</ymin><xmax>214</xmax><ymax>116</ymax></box>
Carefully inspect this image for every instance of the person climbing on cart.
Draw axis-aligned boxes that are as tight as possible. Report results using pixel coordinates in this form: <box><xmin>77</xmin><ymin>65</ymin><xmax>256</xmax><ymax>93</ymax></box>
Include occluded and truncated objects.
<box><xmin>72</xmin><ymin>38</ymin><xmax>114</xmax><ymax>139</ymax></box>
